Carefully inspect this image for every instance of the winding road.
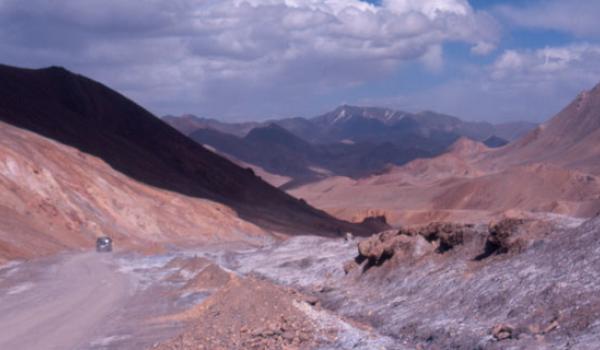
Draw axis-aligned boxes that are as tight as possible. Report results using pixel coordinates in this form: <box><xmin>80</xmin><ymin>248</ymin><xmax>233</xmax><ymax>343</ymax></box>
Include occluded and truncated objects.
<box><xmin>0</xmin><ymin>253</ymin><xmax>131</xmax><ymax>350</ymax></box>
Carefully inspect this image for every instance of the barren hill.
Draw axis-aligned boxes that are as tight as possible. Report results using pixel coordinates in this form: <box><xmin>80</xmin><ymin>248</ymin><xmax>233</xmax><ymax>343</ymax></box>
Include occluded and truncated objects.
<box><xmin>291</xmin><ymin>83</ymin><xmax>600</xmax><ymax>226</ymax></box>
<box><xmin>0</xmin><ymin>65</ymin><xmax>371</xmax><ymax>245</ymax></box>
<box><xmin>0</xmin><ymin>121</ymin><xmax>267</xmax><ymax>262</ymax></box>
<box><xmin>487</xmin><ymin>83</ymin><xmax>600</xmax><ymax>174</ymax></box>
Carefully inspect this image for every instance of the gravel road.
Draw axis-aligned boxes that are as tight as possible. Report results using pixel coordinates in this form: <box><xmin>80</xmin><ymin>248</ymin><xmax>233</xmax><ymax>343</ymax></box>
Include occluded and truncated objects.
<box><xmin>0</xmin><ymin>252</ymin><xmax>131</xmax><ymax>350</ymax></box>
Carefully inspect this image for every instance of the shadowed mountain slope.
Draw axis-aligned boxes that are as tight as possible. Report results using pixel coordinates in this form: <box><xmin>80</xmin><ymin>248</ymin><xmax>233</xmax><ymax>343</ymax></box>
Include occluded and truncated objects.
<box><xmin>189</xmin><ymin>123</ymin><xmax>432</xmax><ymax>184</ymax></box>
<box><xmin>190</xmin><ymin>125</ymin><xmax>318</xmax><ymax>181</ymax></box>
<box><xmin>163</xmin><ymin>114</ymin><xmax>260</xmax><ymax>138</ymax></box>
<box><xmin>483</xmin><ymin>135</ymin><xmax>509</xmax><ymax>148</ymax></box>
<box><xmin>0</xmin><ymin>64</ymin><xmax>371</xmax><ymax>236</ymax></box>
<box><xmin>165</xmin><ymin>106</ymin><xmax>535</xmax><ymax>184</ymax></box>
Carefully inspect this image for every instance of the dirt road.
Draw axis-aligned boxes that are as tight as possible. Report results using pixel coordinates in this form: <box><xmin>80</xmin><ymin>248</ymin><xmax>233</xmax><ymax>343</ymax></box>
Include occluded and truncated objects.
<box><xmin>0</xmin><ymin>253</ymin><xmax>131</xmax><ymax>350</ymax></box>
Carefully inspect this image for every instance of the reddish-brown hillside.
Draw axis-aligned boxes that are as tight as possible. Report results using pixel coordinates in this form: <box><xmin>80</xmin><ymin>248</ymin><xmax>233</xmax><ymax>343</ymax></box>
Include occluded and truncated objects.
<box><xmin>292</xmin><ymin>97</ymin><xmax>600</xmax><ymax>227</ymax></box>
<box><xmin>0</xmin><ymin>121</ymin><xmax>268</xmax><ymax>262</ymax></box>
<box><xmin>0</xmin><ymin>65</ymin><xmax>366</xmax><ymax>236</ymax></box>
<box><xmin>487</xmin><ymin>82</ymin><xmax>600</xmax><ymax>174</ymax></box>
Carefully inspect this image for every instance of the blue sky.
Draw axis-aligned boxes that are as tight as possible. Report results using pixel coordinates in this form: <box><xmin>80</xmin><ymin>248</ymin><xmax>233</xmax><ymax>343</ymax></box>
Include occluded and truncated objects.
<box><xmin>1</xmin><ymin>0</ymin><xmax>599</xmax><ymax>122</ymax></box>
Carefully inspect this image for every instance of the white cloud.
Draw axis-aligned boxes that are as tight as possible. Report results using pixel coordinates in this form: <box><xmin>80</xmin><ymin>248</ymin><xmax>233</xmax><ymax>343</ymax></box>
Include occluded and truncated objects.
<box><xmin>497</xmin><ymin>1</ymin><xmax>600</xmax><ymax>37</ymax></box>
<box><xmin>384</xmin><ymin>0</ymin><xmax>469</xmax><ymax>19</ymax></box>
<box><xmin>359</xmin><ymin>43</ymin><xmax>600</xmax><ymax>123</ymax></box>
<box><xmin>491</xmin><ymin>44</ymin><xmax>600</xmax><ymax>79</ymax></box>
<box><xmin>0</xmin><ymin>0</ymin><xmax>499</xmax><ymax>118</ymax></box>
<box><xmin>420</xmin><ymin>44</ymin><xmax>444</xmax><ymax>72</ymax></box>
<box><xmin>471</xmin><ymin>41</ymin><xmax>495</xmax><ymax>55</ymax></box>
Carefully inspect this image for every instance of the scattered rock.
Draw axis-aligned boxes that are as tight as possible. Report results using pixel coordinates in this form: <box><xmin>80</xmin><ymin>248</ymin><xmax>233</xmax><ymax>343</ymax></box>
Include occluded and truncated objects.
<box><xmin>156</xmin><ymin>277</ymin><xmax>318</xmax><ymax>350</ymax></box>
<box><xmin>488</xmin><ymin>218</ymin><xmax>525</xmax><ymax>252</ymax></box>
<box><xmin>343</xmin><ymin>259</ymin><xmax>359</xmax><ymax>274</ymax></box>
<box><xmin>303</xmin><ymin>295</ymin><xmax>319</xmax><ymax>306</ymax></box>
<box><xmin>543</xmin><ymin>319</ymin><xmax>559</xmax><ymax>334</ymax></box>
<box><xmin>491</xmin><ymin>324</ymin><xmax>514</xmax><ymax>341</ymax></box>
<box><xmin>344</xmin><ymin>232</ymin><xmax>354</xmax><ymax>242</ymax></box>
<box><xmin>412</xmin><ymin>234</ymin><xmax>437</xmax><ymax>258</ymax></box>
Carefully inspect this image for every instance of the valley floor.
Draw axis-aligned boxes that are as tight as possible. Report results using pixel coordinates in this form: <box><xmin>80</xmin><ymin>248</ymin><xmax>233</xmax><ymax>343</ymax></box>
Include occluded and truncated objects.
<box><xmin>2</xmin><ymin>212</ymin><xmax>600</xmax><ymax>350</ymax></box>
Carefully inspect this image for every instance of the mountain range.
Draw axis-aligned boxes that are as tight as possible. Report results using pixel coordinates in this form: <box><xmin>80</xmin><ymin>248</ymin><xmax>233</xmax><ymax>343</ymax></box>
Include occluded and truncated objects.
<box><xmin>164</xmin><ymin>107</ymin><xmax>535</xmax><ymax>186</ymax></box>
<box><xmin>2</xmin><ymin>63</ymin><xmax>600</xmax><ymax>350</ymax></box>
<box><xmin>290</xmin><ymin>82</ymin><xmax>600</xmax><ymax>226</ymax></box>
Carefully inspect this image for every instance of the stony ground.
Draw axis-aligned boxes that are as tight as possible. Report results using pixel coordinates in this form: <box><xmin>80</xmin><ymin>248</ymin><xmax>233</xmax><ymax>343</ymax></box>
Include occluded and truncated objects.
<box><xmin>2</xmin><ymin>213</ymin><xmax>599</xmax><ymax>349</ymax></box>
<box><xmin>208</xmin><ymin>213</ymin><xmax>599</xmax><ymax>349</ymax></box>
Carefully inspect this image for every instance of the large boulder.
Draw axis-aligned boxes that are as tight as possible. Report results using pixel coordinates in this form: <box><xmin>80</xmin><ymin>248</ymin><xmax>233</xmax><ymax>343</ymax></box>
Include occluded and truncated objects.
<box><xmin>487</xmin><ymin>218</ymin><xmax>525</xmax><ymax>253</ymax></box>
<box><xmin>399</xmin><ymin>222</ymin><xmax>474</xmax><ymax>253</ymax></box>
<box><xmin>356</xmin><ymin>228</ymin><xmax>437</xmax><ymax>266</ymax></box>
<box><xmin>357</xmin><ymin>230</ymin><xmax>397</xmax><ymax>262</ymax></box>
<box><xmin>353</xmin><ymin>222</ymin><xmax>477</xmax><ymax>272</ymax></box>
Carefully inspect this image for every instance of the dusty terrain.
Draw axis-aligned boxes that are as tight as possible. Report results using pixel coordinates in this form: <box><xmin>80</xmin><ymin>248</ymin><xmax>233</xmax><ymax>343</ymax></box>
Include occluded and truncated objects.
<box><xmin>0</xmin><ymin>244</ymin><xmax>395</xmax><ymax>350</ymax></box>
<box><xmin>0</xmin><ymin>253</ymin><xmax>131</xmax><ymax>350</ymax></box>
<box><xmin>3</xmin><ymin>213</ymin><xmax>593</xmax><ymax>349</ymax></box>
<box><xmin>0</xmin><ymin>64</ymin><xmax>382</xmax><ymax>262</ymax></box>
<box><xmin>185</xmin><ymin>213</ymin><xmax>598</xmax><ymax>349</ymax></box>
<box><xmin>0</xmin><ymin>121</ymin><xmax>268</xmax><ymax>261</ymax></box>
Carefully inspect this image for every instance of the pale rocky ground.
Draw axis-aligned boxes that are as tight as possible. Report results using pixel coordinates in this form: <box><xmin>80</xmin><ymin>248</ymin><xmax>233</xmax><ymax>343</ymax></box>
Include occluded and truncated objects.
<box><xmin>2</xmin><ymin>212</ymin><xmax>599</xmax><ymax>349</ymax></box>
<box><xmin>198</xmin><ymin>213</ymin><xmax>600</xmax><ymax>349</ymax></box>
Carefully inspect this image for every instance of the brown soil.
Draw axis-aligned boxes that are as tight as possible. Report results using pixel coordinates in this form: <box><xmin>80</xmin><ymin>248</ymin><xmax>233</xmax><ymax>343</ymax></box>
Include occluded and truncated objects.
<box><xmin>157</xmin><ymin>275</ymin><xmax>318</xmax><ymax>350</ymax></box>
<box><xmin>182</xmin><ymin>264</ymin><xmax>232</xmax><ymax>292</ymax></box>
<box><xmin>165</xmin><ymin>256</ymin><xmax>212</xmax><ymax>271</ymax></box>
<box><xmin>0</xmin><ymin>122</ymin><xmax>268</xmax><ymax>261</ymax></box>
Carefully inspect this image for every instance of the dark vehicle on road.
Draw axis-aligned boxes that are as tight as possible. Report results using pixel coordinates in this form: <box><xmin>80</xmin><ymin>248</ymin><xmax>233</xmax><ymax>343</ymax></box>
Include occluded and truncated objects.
<box><xmin>96</xmin><ymin>237</ymin><xmax>113</xmax><ymax>252</ymax></box>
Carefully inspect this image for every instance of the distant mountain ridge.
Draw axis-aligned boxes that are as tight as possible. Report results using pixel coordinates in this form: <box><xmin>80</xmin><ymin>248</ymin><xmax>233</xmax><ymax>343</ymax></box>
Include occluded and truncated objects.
<box><xmin>289</xmin><ymin>82</ymin><xmax>600</xmax><ymax>226</ymax></box>
<box><xmin>165</xmin><ymin>106</ymin><xmax>535</xmax><ymax>143</ymax></box>
<box><xmin>188</xmin><ymin>123</ymin><xmax>431</xmax><ymax>185</ymax></box>
<box><xmin>164</xmin><ymin>106</ymin><xmax>536</xmax><ymax>185</ymax></box>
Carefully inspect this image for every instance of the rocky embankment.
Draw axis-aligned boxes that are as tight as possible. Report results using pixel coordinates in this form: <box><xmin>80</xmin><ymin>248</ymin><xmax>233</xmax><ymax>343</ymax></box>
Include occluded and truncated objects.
<box><xmin>172</xmin><ymin>213</ymin><xmax>595</xmax><ymax>349</ymax></box>
<box><xmin>15</xmin><ymin>213</ymin><xmax>589</xmax><ymax>349</ymax></box>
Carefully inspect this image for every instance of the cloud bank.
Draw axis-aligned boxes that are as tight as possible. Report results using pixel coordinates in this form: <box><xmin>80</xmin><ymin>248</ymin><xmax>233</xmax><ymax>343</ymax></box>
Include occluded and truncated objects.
<box><xmin>0</xmin><ymin>0</ymin><xmax>498</xmax><ymax>118</ymax></box>
<box><xmin>497</xmin><ymin>1</ymin><xmax>600</xmax><ymax>37</ymax></box>
<box><xmin>367</xmin><ymin>43</ymin><xmax>600</xmax><ymax>123</ymax></box>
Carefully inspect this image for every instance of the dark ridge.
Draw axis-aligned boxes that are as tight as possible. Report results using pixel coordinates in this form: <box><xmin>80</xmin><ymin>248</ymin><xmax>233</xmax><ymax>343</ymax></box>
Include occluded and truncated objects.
<box><xmin>483</xmin><ymin>135</ymin><xmax>509</xmax><ymax>148</ymax></box>
<box><xmin>0</xmin><ymin>64</ymin><xmax>371</xmax><ymax>236</ymax></box>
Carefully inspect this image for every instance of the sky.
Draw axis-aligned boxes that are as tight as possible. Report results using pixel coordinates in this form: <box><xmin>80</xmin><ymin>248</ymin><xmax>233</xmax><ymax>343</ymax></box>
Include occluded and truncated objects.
<box><xmin>1</xmin><ymin>0</ymin><xmax>600</xmax><ymax>123</ymax></box>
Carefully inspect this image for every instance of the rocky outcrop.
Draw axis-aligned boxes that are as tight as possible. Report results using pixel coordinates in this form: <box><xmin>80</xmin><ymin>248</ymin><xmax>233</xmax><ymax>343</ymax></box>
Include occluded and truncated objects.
<box><xmin>476</xmin><ymin>218</ymin><xmax>529</xmax><ymax>260</ymax></box>
<box><xmin>355</xmin><ymin>222</ymin><xmax>476</xmax><ymax>266</ymax></box>
<box><xmin>411</xmin><ymin>222</ymin><xmax>474</xmax><ymax>252</ymax></box>
<box><xmin>487</xmin><ymin>218</ymin><xmax>526</xmax><ymax>253</ymax></box>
